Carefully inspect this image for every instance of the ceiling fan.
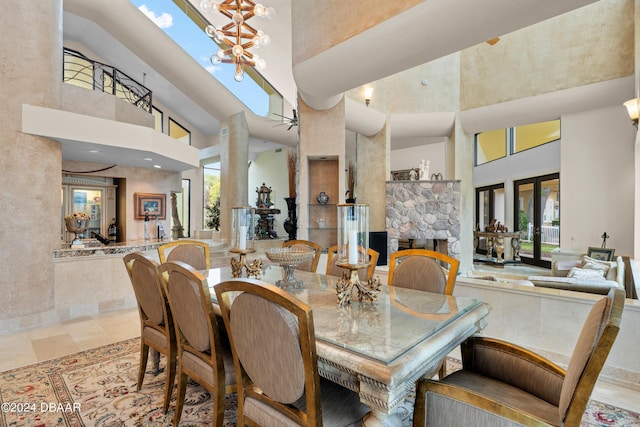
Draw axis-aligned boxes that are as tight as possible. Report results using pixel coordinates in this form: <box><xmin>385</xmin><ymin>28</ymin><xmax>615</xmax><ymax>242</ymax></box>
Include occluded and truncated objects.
<box><xmin>271</xmin><ymin>109</ymin><xmax>298</xmax><ymax>131</ymax></box>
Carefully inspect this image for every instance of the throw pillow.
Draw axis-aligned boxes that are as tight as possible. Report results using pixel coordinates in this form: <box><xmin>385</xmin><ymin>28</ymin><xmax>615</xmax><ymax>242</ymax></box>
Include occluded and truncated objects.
<box><xmin>582</xmin><ymin>261</ymin><xmax>610</xmax><ymax>273</ymax></box>
<box><xmin>580</xmin><ymin>256</ymin><xmax>614</xmax><ymax>272</ymax></box>
<box><xmin>568</xmin><ymin>267</ymin><xmax>606</xmax><ymax>281</ymax></box>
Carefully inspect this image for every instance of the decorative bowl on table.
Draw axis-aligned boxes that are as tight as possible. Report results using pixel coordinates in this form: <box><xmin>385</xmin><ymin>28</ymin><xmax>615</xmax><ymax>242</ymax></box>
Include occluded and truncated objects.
<box><xmin>265</xmin><ymin>247</ymin><xmax>315</xmax><ymax>288</ymax></box>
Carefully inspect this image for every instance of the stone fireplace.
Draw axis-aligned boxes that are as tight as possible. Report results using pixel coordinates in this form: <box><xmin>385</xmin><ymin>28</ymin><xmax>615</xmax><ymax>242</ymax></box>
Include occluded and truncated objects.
<box><xmin>386</xmin><ymin>180</ymin><xmax>461</xmax><ymax>260</ymax></box>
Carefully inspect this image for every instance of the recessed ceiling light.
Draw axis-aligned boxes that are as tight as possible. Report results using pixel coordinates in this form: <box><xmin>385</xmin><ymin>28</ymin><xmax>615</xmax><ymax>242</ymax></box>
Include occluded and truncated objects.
<box><xmin>144</xmin><ymin>157</ymin><xmax>153</xmax><ymax>161</ymax></box>
<box><xmin>88</xmin><ymin>149</ymin><xmax>100</xmax><ymax>153</ymax></box>
<box><xmin>153</xmin><ymin>164</ymin><xmax>162</xmax><ymax>169</ymax></box>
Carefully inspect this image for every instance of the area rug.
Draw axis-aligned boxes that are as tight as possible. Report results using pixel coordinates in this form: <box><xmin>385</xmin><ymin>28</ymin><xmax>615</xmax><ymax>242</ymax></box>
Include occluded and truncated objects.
<box><xmin>0</xmin><ymin>338</ymin><xmax>638</xmax><ymax>427</ymax></box>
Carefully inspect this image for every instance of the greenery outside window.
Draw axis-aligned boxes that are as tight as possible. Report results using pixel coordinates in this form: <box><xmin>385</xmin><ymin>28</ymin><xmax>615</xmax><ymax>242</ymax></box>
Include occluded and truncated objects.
<box><xmin>204</xmin><ymin>162</ymin><xmax>221</xmax><ymax>229</ymax></box>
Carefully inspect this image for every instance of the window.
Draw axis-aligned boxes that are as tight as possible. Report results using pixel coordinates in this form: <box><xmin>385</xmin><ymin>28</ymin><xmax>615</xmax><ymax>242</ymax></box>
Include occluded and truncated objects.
<box><xmin>203</xmin><ymin>161</ymin><xmax>221</xmax><ymax>229</ymax></box>
<box><xmin>152</xmin><ymin>106</ymin><xmax>163</xmax><ymax>132</ymax></box>
<box><xmin>168</xmin><ymin>118</ymin><xmax>190</xmax><ymax>144</ymax></box>
<box><xmin>512</xmin><ymin>120</ymin><xmax>560</xmax><ymax>153</ymax></box>
<box><xmin>475</xmin><ymin>129</ymin><xmax>507</xmax><ymax>166</ymax></box>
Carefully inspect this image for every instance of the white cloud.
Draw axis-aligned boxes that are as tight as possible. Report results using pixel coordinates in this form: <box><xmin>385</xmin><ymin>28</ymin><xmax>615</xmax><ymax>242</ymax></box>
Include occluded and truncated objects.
<box><xmin>138</xmin><ymin>4</ymin><xmax>173</xmax><ymax>29</ymax></box>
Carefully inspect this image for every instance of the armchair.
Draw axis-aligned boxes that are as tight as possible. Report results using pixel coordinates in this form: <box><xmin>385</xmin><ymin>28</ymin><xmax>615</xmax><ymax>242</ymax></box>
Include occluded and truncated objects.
<box><xmin>413</xmin><ymin>287</ymin><xmax>625</xmax><ymax>427</ymax></box>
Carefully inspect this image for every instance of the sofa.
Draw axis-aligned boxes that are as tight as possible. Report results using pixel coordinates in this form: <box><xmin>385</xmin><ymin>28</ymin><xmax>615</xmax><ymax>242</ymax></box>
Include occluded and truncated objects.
<box><xmin>527</xmin><ymin>255</ymin><xmax>624</xmax><ymax>295</ymax></box>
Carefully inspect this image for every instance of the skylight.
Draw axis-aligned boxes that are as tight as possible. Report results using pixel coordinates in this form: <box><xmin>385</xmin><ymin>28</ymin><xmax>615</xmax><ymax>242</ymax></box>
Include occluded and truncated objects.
<box><xmin>131</xmin><ymin>0</ymin><xmax>281</xmax><ymax>117</ymax></box>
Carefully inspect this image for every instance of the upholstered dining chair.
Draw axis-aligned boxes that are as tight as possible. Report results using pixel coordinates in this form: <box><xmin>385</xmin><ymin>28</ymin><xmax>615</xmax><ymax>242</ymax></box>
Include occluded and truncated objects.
<box><xmin>122</xmin><ymin>252</ymin><xmax>176</xmax><ymax>413</ymax></box>
<box><xmin>282</xmin><ymin>239</ymin><xmax>322</xmax><ymax>272</ymax></box>
<box><xmin>157</xmin><ymin>239</ymin><xmax>210</xmax><ymax>270</ymax></box>
<box><xmin>388</xmin><ymin>249</ymin><xmax>459</xmax><ymax>379</ymax></box>
<box><xmin>326</xmin><ymin>245</ymin><xmax>379</xmax><ymax>282</ymax></box>
<box><xmin>215</xmin><ymin>279</ymin><xmax>370</xmax><ymax>426</ymax></box>
<box><xmin>158</xmin><ymin>261</ymin><xmax>236</xmax><ymax>427</ymax></box>
<box><xmin>388</xmin><ymin>249</ymin><xmax>459</xmax><ymax>295</ymax></box>
<box><xmin>413</xmin><ymin>287</ymin><xmax>625</xmax><ymax>427</ymax></box>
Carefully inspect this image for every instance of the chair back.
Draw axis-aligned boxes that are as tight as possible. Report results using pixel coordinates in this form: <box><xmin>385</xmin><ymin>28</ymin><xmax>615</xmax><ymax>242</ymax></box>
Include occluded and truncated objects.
<box><xmin>326</xmin><ymin>245</ymin><xmax>379</xmax><ymax>281</ymax></box>
<box><xmin>158</xmin><ymin>239</ymin><xmax>210</xmax><ymax>270</ymax></box>
<box><xmin>215</xmin><ymin>279</ymin><xmax>322</xmax><ymax>426</ymax></box>
<box><xmin>560</xmin><ymin>287</ymin><xmax>625</xmax><ymax>425</ymax></box>
<box><xmin>283</xmin><ymin>239</ymin><xmax>322</xmax><ymax>272</ymax></box>
<box><xmin>388</xmin><ymin>249</ymin><xmax>459</xmax><ymax>295</ymax></box>
<box><xmin>159</xmin><ymin>261</ymin><xmax>218</xmax><ymax>354</ymax></box>
<box><xmin>123</xmin><ymin>252</ymin><xmax>167</xmax><ymax>326</ymax></box>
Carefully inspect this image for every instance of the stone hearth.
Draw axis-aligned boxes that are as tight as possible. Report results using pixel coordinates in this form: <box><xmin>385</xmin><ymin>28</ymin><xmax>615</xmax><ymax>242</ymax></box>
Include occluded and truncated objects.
<box><xmin>386</xmin><ymin>180</ymin><xmax>461</xmax><ymax>259</ymax></box>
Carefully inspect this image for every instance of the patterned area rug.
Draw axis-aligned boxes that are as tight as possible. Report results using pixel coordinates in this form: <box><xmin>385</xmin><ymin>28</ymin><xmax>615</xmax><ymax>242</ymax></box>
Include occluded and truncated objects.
<box><xmin>0</xmin><ymin>338</ymin><xmax>638</xmax><ymax>426</ymax></box>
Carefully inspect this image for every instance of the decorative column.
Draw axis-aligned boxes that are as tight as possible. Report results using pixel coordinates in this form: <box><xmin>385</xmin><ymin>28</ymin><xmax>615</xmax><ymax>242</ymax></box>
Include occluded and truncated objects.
<box><xmin>220</xmin><ymin>111</ymin><xmax>250</xmax><ymax>245</ymax></box>
<box><xmin>0</xmin><ymin>0</ymin><xmax>63</xmax><ymax>331</ymax></box>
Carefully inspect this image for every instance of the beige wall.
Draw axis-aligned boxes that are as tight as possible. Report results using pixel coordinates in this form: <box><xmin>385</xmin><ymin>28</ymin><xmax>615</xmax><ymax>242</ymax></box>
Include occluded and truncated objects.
<box><xmin>461</xmin><ymin>0</ymin><xmax>634</xmax><ymax>110</ymax></box>
<box><xmin>291</xmin><ymin>0</ymin><xmax>421</xmax><ymax>65</ymax></box>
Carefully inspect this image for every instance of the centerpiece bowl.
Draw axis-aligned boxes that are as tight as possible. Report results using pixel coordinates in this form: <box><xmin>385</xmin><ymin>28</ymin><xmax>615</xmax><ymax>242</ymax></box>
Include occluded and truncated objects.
<box><xmin>65</xmin><ymin>212</ymin><xmax>90</xmax><ymax>248</ymax></box>
<box><xmin>265</xmin><ymin>247</ymin><xmax>315</xmax><ymax>288</ymax></box>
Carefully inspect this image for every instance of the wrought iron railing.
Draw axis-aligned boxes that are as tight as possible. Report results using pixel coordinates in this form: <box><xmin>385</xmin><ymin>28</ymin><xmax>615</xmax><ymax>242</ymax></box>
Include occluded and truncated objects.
<box><xmin>63</xmin><ymin>48</ymin><xmax>152</xmax><ymax>113</ymax></box>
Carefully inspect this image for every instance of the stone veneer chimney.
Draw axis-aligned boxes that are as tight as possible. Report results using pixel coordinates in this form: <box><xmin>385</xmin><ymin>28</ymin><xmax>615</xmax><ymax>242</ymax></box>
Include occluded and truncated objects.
<box><xmin>386</xmin><ymin>180</ymin><xmax>461</xmax><ymax>258</ymax></box>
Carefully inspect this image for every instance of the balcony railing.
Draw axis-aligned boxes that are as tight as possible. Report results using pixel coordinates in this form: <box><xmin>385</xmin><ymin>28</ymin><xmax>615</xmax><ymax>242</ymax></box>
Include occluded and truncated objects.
<box><xmin>63</xmin><ymin>48</ymin><xmax>152</xmax><ymax>113</ymax></box>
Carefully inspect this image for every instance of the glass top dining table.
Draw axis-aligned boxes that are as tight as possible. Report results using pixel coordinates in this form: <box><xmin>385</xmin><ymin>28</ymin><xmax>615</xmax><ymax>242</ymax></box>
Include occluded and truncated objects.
<box><xmin>205</xmin><ymin>264</ymin><xmax>490</xmax><ymax>427</ymax></box>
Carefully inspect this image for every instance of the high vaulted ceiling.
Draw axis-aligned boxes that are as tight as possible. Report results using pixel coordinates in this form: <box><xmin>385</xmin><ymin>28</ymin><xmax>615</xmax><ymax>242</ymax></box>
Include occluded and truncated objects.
<box><xmin>61</xmin><ymin>0</ymin><xmax>609</xmax><ymax>169</ymax></box>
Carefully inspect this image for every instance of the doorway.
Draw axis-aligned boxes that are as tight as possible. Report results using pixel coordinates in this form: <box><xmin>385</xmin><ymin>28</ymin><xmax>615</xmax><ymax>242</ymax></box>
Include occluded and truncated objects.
<box><xmin>514</xmin><ymin>173</ymin><xmax>559</xmax><ymax>268</ymax></box>
<box><xmin>475</xmin><ymin>183</ymin><xmax>505</xmax><ymax>255</ymax></box>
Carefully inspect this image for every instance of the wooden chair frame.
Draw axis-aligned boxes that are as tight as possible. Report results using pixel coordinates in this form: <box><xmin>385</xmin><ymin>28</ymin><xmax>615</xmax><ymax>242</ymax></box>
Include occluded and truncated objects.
<box><xmin>388</xmin><ymin>249</ymin><xmax>459</xmax><ymax>296</ymax></box>
<box><xmin>282</xmin><ymin>239</ymin><xmax>322</xmax><ymax>272</ymax></box>
<box><xmin>157</xmin><ymin>239</ymin><xmax>210</xmax><ymax>270</ymax></box>
<box><xmin>158</xmin><ymin>261</ymin><xmax>235</xmax><ymax>426</ymax></box>
<box><xmin>215</xmin><ymin>279</ymin><xmax>323</xmax><ymax>426</ymax></box>
<box><xmin>413</xmin><ymin>287</ymin><xmax>625</xmax><ymax>427</ymax></box>
<box><xmin>123</xmin><ymin>252</ymin><xmax>176</xmax><ymax>413</ymax></box>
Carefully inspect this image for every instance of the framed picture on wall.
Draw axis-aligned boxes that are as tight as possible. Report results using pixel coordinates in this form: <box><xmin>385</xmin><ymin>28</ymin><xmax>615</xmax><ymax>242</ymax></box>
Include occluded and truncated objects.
<box><xmin>134</xmin><ymin>193</ymin><xmax>166</xmax><ymax>220</ymax></box>
<box><xmin>587</xmin><ymin>247</ymin><xmax>615</xmax><ymax>261</ymax></box>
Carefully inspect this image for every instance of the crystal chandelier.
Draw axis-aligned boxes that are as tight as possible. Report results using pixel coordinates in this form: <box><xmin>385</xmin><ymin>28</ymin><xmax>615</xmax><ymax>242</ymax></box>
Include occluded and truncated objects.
<box><xmin>200</xmin><ymin>0</ymin><xmax>275</xmax><ymax>82</ymax></box>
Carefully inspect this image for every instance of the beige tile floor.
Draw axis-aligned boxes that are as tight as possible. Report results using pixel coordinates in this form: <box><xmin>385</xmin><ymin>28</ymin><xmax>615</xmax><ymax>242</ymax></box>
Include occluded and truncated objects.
<box><xmin>0</xmin><ymin>306</ymin><xmax>638</xmax><ymax>416</ymax></box>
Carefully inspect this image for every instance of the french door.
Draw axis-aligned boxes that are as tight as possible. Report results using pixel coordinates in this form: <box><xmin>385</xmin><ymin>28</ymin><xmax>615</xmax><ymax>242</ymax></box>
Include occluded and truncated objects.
<box><xmin>475</xmin><ymin>184</ymin><xmax>505</xmax><ymax>255</ymax></box>
<box><xmin>514</xmin><ymin>173</ymin><xmax>560</xmax><ymax>268</ymax></box>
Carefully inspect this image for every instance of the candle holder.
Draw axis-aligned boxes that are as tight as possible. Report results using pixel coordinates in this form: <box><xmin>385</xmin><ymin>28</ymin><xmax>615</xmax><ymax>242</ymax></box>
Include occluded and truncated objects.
<box><xmin>230</xmin><ymin>248</ymin><xmax>262</xmax><ymax>278</ymax></box>
<box><xmin>335</xmin><ymin>263</ymin><xmax>381</xmax><ymax>306</ymax></box>
<box><xmin>335</xmin><ymin>204</ymin><xmax>379</xmax><ymax>305</ymax></box>
<box><xmin>337</xmin><ymin>204</ymin><xmax>369</xmax><ymax>265</ymax></box>
<box><xmin>230</xmin><ymin>207</ymin><xmax>261</xmax><ymax>278</ymax></box>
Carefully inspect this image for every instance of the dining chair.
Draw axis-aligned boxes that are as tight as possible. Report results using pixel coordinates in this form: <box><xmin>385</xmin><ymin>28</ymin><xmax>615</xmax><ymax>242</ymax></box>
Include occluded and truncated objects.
<box><xmin>158</xmin><ymin>260</ymin><xmax>236</xmax><ymax>427</ymax></box>
<box><xmin>157</xmin><ymin>239</ymin><xmax>210</xmax><ymax>270</ymax></box>
<box><xmin>282</xmin><ymin>239</ymin><xmax>322</xmax><ymax>272</ymax></box>
<box><xmin>122</xmin><ymin>252</ymin><xmax>176</xmax><ymax>413</ymax></box>
<box><xmin>215</xmin><ymin>278</ymin><xmax>370</xmax><ymax>426</ymax></box>
<box><xmin>388</xmin><ymin>249</ymin><xmax>459</xmax><ymax>295</ymax></box>
<box><xmin>326</xmin><ymin>245</ymin><xmax>379</xmax><ymax>282</ymax></box>
<box><xmin>388</xmin><ymin>249</ymin><xmax>459</xmax><ymax>379</ymax></box>
<box><xmin>413</xmin><ymin>287</ymin><xmax>625</xmax><ymax>427</ymax></box>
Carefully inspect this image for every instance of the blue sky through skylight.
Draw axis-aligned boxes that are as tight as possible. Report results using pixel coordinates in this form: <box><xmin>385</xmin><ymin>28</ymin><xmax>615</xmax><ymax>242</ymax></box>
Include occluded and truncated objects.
<box><xmin>130</xmin><ymin>0</ymin><xmax>271</xmax><ymax>116</ymax></box>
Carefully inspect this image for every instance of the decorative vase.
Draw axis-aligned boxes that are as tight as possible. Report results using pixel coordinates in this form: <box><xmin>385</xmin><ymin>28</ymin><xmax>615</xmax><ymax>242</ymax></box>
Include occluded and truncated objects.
<box><xmin>317</xmin><ymin>191</ymin><xmax>329</xmax><ymax>204</ymax></box>
<box><xmin>283</xmin><ymin>197</ymin><xmax>297</xmax><ymax>241</ymax></box>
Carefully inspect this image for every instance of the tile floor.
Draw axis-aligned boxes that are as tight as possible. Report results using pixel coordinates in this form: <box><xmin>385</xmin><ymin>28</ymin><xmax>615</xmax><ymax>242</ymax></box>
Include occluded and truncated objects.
<box><xmin>0</xmin><ymin>305</ymin><xmax>638</xmax><ymax>417</ymax></box>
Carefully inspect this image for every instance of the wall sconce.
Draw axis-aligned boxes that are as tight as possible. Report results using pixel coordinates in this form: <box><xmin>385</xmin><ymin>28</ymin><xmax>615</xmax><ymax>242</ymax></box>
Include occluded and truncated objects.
<box><xmin>623</xmin><ymin>98</ymin><xmax>639</xmax><ymax>128</ymax></box>
<box><xmin>364</xmin><ymin>87</ymin><xmax>373</xmax><ymax>107</ymax></box>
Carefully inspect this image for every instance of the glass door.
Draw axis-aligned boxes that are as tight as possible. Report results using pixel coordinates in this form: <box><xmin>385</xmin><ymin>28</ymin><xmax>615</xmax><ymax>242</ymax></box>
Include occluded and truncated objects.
<box><xmin>514</xmin><ymin>174</ymin><xmax>559</xmax><ymax>268</ymax></box>
<box><xmin>475</xmin><ymin>184</ymin><xmax>505</xmax><ymax>255</ymax></box>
